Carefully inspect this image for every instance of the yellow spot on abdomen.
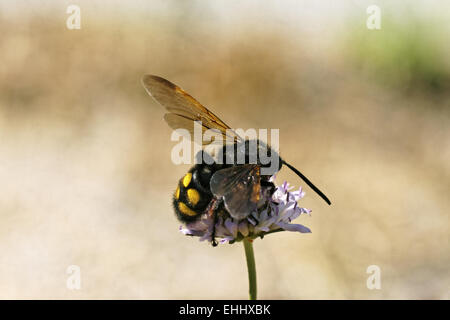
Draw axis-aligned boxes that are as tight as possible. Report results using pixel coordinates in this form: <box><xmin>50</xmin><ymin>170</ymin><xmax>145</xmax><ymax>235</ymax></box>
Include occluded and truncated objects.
<box><xmin>178</xmin><ymin>202</ymin><xmax>197</xmax><ymax>217</ymax></box>
<box><xmin>175</xmin><ymin>186</ymin><xmax>180</xmax><ymax>199</ymax></box>
<box><xmin>182</xmin><ymin>173</ymin><xmax>192</xmax><ymax>187</ymax></box>
<box><xmin>187</xmin><ymin>188</ymin><xmax>200</xmax><ymax>206</ymax></box>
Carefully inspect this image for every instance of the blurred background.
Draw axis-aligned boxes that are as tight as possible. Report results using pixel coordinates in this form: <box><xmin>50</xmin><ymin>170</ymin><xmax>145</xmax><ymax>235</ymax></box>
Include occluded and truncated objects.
<box><xmin>0</xmin><ymin>0</ymin><xmax>449</xmax><ymax>299</ymax></box>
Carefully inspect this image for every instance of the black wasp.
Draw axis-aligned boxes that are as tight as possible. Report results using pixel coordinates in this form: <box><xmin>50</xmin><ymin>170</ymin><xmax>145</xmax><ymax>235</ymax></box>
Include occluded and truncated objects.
<box><xmin>141</xmin><ymin>75</ymin><xmax>331</xmax><ymax>246</ymax></box>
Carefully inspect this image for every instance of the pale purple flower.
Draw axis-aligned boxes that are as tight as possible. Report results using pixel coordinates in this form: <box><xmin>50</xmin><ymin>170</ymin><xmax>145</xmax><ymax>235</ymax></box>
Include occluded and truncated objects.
<box><xmin>179</xmin><ymin>180</ymin><xmax>312</xmax><ymax>245</ymax></box>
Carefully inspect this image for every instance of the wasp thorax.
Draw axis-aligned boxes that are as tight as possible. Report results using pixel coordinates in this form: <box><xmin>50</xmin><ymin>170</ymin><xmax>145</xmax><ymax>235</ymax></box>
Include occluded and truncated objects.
<box><xmin>218</xmin><ymin>140</ymin><xmax>282</xmax><ymax>176</ymax></box>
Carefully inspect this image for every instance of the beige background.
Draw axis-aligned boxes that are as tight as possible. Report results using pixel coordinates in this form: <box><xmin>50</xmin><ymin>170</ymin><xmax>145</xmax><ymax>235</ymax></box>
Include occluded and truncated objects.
<box><xmin>0</xmin><ymin>1</ymin><xmax>449</xmax><ymax>299</ymax></box>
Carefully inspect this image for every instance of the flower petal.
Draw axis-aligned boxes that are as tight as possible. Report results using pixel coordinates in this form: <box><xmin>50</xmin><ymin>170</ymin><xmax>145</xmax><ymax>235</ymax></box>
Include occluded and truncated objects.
<box><xmin>225</xmin><ymin>218</ymin><xmax>238</xmax><ymax>238</ymax></box>
<box><xmin>277</xmin><ymin>222</ymin><xmax>311</xmax><ymax>233</ymax></box>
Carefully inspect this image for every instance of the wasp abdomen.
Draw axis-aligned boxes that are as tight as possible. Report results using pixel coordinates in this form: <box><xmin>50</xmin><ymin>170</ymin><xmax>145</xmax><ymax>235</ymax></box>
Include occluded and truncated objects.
<box><xmin>173</xmin><ymin>163</ymin><xmax>223</xmax><ymax>222</ymax></box>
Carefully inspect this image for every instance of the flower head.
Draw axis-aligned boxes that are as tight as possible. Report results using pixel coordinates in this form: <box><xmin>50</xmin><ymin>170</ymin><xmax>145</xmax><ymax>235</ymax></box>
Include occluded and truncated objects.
<box><xmin>179</xmin><ymin>180</ymin><xmax>312</xmax><ymax>245</ymax></box>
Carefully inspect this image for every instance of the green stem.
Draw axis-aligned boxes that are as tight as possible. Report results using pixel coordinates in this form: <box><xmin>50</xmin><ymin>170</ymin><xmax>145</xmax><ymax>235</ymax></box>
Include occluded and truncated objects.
<box><xmin>243</xmin><ymin>238</ymin><xmax>257</xmax><ymax>300</ymax></box>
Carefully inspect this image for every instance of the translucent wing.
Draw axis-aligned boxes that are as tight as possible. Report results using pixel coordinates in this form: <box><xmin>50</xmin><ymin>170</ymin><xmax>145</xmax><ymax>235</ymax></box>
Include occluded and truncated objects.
<box><xmin>163</xmin><ymin>113</ymin><xmax>216</xmax><ymax>139</ymax></box>
<box><xmin>142</xmin><ymin>75</ymin><xmax>241</xmax><ymax>144</ymax></box>
<box><xmin>210</xmin><ymin>164</ymin><xmax>261</xmax><ymax>220</ymax></box>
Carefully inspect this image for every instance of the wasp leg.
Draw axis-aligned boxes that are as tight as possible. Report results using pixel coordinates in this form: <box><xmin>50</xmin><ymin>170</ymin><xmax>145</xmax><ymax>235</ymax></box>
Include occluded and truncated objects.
<box><xmin>205</xmin><ymin>197</ymin><xmax>222</xmax><ymax>247</ymax></box>
<box><xmin>211</xmin><ymin>210</ymin><xmax>219</xmax><ymax>247</ymax></box>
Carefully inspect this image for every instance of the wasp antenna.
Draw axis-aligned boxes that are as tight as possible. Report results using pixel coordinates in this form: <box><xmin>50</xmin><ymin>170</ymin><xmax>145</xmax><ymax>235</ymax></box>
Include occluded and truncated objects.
<box><xmin>282</xmin><ymin>160</ymin><xmax>331</xmax><ymax>205</ymax></box>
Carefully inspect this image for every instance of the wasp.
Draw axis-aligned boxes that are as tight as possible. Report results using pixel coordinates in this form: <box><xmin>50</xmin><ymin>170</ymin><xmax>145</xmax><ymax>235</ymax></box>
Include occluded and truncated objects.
<box><xmin>141</xmin><ymin>75</ymin><xmax>330</xmax><ymax>246</ymax></box>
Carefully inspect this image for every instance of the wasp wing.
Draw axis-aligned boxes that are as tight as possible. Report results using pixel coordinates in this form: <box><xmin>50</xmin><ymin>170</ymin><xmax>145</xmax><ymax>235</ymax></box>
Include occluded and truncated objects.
<box><xmin>142</xmin><ymin>75</ymin><xmax>241</xmax><ymax>144</ymax></box>
<box><xmin>210</xmin><ymin>164</ymin><xmax>261</xmax><ymax>220</ymax></box>
<box><xmin>164</xmin><ymin>113</ymin><xmax>210</xmax><ymax>138</ymax></box>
